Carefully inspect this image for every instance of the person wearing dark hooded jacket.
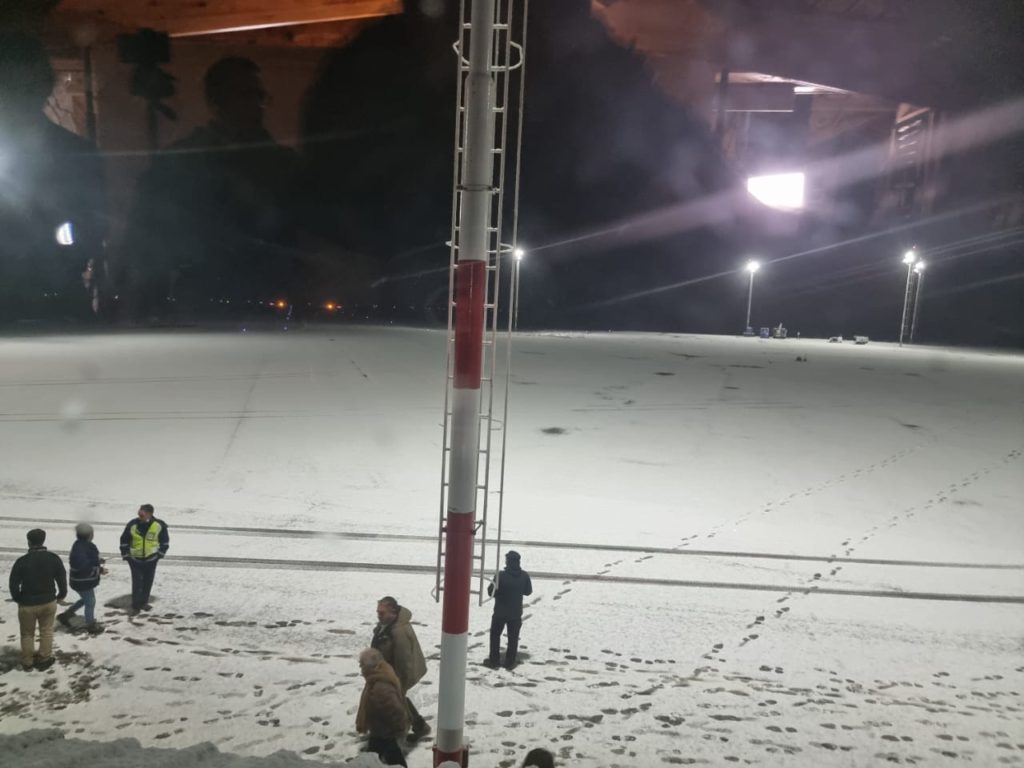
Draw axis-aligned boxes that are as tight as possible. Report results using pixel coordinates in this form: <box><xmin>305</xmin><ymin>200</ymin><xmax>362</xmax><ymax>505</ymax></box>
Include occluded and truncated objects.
<box><xmin>58</xmin><ymin>523</ymin><xmax>107</xmax><ymax>634</ymax></box>
<box><xmin>485</xmin><ymin>550</ymin><xmax>533</xmax><ymax>669</ymax></box>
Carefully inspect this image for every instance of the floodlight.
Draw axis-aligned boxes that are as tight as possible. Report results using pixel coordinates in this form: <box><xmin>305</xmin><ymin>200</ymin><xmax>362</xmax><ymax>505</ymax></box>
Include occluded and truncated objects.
<box><xmin>55</xmin><ymin>221</ymin><xmax>74</xmax><ymax>246</ymax></box>
<box><xmin>747</xmin><ymin>172</ymin><xmax>805</xmax><ymax>211</ymax></box>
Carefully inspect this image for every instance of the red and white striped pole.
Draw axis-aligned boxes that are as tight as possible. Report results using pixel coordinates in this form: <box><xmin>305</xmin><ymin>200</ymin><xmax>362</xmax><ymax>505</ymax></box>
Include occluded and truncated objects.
<box><xmin>435</xmin><ymin>0</ymin><xmax>496</xmax><ymax>765</ymax></box>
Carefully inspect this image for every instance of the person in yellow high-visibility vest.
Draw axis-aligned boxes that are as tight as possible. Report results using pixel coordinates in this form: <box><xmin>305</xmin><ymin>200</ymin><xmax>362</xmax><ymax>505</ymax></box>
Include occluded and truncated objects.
<box><xmin>119</xmin><ymin>504</ymin><xmax>169</xmax><ymax>615</ymax></box>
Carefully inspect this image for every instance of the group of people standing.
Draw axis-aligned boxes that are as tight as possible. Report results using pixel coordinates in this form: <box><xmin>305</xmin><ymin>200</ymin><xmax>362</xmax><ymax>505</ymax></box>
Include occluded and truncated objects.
<box><xmin>356</xmin><ymin>551</ymin><xmax>534</xmax><ymax>766</ymax></box>
<box><xmin>9</xmin><ymin>515</ymin><xmax>537</xmax><ymax>766</ymax></box>
<box><xmin>7</xmin><ymin>505</ymin><xmax>170</xmax><ymax>670</ymax></box>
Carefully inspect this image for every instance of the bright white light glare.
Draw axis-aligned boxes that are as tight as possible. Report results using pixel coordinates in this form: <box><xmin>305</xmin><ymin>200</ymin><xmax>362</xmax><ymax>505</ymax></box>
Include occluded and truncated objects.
<box><xmin>793</xmin><ymin>85</ymin><xmax>816</xmax><ymax>94</ymax></box>
<box><xmin>746</xmin><ymin>172</ymin><xmax>805</xmax><ymax>211</ymax></box>
<box><xmin>513</xmin><ymin>247</ymin><xmax>525</xmax><ymax>261</ymax></box>
<box><xmin>745</xmin><ymin>259</ymin><xmax>760</xmax><ymax>273</ymax></box>
<box><xmin>902</xmin><ymin>250</ymin><xmax>917</xmax><ymax>265</ymax></box>
<box><xmin>914</xmin><ymin>260</ymin><xmax>926</xmax><ymax>272</ymax></box>
<box><xmin>55</xmin><ymin>221</ymin><xmax>74</xmax><ymax>246</ymax></box>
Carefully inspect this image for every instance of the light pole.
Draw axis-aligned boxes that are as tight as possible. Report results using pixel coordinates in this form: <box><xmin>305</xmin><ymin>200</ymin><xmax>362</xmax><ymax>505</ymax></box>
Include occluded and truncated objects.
<box><xmin>744</xmin><ymin>259</ymin><xmax>760</xmax><ymax>334</ymax></box>
<box><xmin>909</xmin><ymin>260</ymin><xmax>926</xmax><ymax>343</ymax></box>
<box><xmin>512</xmin><ymin>247</ymin><xmax>524</xmax><ymax>331</ymax></box>
<box><xmin>898</xmin><ymin>249</ymin><xmax>917</xmax><ymax>346</ymax></box>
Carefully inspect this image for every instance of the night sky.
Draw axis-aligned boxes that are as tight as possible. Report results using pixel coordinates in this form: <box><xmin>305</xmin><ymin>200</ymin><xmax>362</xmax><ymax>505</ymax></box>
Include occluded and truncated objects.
<box><xmin>301</xmin><ymin>0</ymin><xmax>1023</xmax><ymax>346</ymax></box>
<box><xmin>1</xmin><ymin>0</ymin><xmax>1021</xmax><ymax>345</ymax></box>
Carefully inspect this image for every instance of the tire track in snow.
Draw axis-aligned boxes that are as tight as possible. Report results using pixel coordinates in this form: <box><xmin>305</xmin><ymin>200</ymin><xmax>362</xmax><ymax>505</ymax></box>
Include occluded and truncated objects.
<box><xmin>2</xmin><ymin>548</ymin><xmax>1016</xmax><ymax>605</ymax></box>
<box><xmin>213</xmin><ymin>356</ymin><xmax>265</xmax><ymax>471</ymax></box>
<box><xmin>0</xmin><ymin>513</ymin><xmax>1018</xmax><ymax>570</ymax></box>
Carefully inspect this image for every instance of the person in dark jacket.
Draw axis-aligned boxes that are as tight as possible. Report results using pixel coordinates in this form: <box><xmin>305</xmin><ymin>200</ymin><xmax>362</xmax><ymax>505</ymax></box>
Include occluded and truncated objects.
<box><xmin>485</xmin><ymin>550</ymin><xmax>533</xmax><ymax>669</ymax></box>
<box><xmin>355</xmin><ymin>647</ymin><xmax>409</xmax><ymax>767</ymax></box>
<box><xmin>522</xmin><ymin>747</ymin><xmax>556</xmax><ymax>768</ymax></box>
<box><xmin>58</xmin><ymin>523</ymin><xmax>107</xmax><ymax>634</ymax></box>
<box><xmin>119</xmin><ymin>504</ymin><xmax>169</xmax><ymax>614</ymax></box>
<box><xmin>8</xmin><ymin>528</ymin><xmax>67</xmax><ymax>671</ymax></box>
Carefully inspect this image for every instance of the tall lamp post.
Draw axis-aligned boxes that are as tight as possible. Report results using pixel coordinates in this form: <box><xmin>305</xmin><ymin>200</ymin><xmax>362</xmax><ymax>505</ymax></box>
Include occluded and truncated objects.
<box><xmin>512</xmin><ymin>247</ymin><xmax>524</xmax><ymax>331</ymax></box>
<box><xmin>909</xmin><ymin>260</ymin><xmax>926</xmax><ymax>343</ymax></box>
<box><xmin>898</xmin><ymin>249</ymin><xmax>917</xmax><ymax>346</ymax></box>
<box><xmin>744</xmin><ymin>259</ymin><xmax>760</xmax><ymax>334</ymax></box>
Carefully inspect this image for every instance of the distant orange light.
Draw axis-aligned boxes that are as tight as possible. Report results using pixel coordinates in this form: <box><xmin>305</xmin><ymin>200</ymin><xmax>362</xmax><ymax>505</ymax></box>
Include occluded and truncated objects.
<box><xmin>275</xmin><ymin>300</ymin><xmax>287</xmax><ymax>309</ymax></box>
<box><xmin>325</xmin><ymin>302</ymin><xmax>336</xmax><ymax>311</ymax></box>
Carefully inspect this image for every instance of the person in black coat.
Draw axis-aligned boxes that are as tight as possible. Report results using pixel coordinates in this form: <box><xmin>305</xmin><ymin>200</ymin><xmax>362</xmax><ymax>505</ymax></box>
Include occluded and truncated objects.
<box><xmin>485</xmin><ymin>550</ymin><xmax>533</xmax><ymax>670</ymax></box>
<box><xmin>119</xmin><ymin>504</ymin><xmax>169</xmax><ymax>614</ymax></box>
<box><xmin>58</xmin><ymin>523</ymin><xmax>107</xmax><ymax>633</ymax></box>
<box><xmin>8</xmin><ymin>528</ymin><xmax>67</xmax><ymax>671</ymax></box>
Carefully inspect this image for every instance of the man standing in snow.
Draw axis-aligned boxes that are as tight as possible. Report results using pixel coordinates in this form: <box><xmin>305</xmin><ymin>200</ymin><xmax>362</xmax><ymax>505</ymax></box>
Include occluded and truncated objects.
<box><xmin>119</xmin><ymin>504</ymin><xmax>169</xmax><ymax>615</ymax></box>
<box><xmin>355</xmin><ymin>647</ymin><xmax>409</xmax><ymax>767</ymax></box>
<box><xmin>8</xmin><ymin>528</ymin><xmax>67</xmax><ymax>671</ymax></box>
<box><xmin>58</xmin><ymin>523</ymin><xmax>107</xmax><ymax>634</ymax></box>
<box><xmin>370</xmin><ymin>596</ymin><xmax>430</xmax><ymax>743</ymax></box>
<box><xmin>485</xmin><ymin>550</ymin><xmax>533</xmax><ymax>670</ymax></box>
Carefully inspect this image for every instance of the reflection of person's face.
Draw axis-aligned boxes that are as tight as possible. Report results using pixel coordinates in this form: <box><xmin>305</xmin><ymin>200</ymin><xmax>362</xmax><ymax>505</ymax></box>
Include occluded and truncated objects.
<box><xmin>0</xmin><ymin>65</ymin><xmax>50</xmax><ymax>124</ymax></box>
<box><xmin>217</xmin><ymin>72</ymin><xmax>266</xmax><ymax>133</ymax></box>
<box><xmin>377</xmin><ymin>602</ymin><xmax>397</xmax><ymax>624</ymax></box>
<box><xmin>138</xmin><ymin>507</ymin><xmax>152</xmax><ymax>522</ymax></box>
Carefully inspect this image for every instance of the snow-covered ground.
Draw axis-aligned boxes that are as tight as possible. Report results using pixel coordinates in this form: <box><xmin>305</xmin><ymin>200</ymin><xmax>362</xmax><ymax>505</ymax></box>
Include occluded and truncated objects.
<box><xmin>1</xmin><ymin>327</ymin><xmax>1022</xmax><ymax>767</ymax></box>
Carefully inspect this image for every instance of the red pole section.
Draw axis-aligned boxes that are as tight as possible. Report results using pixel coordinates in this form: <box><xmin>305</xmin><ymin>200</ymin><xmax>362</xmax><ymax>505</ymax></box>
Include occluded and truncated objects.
<box><xmin>453</xmin><ymin>261</ymin><xmax>486</xmax><ymax>389</ymax></box>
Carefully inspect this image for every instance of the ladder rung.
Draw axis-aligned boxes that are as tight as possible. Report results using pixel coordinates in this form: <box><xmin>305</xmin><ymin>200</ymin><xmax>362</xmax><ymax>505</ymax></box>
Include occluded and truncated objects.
<box><xmin>460</xmin><ymin>21</ymin><xmax>509</xmax><ymax>30</ymax></box>
<box><xmin>433</xmin><ymin>585</ymin><xmax>485</xmax><ymax>597</ymax></box>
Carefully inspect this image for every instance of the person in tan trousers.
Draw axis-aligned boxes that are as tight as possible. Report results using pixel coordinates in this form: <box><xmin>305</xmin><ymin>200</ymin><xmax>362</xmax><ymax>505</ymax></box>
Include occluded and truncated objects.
<box><xmin>8</xmin><ymin>529</ymin><xmax>67</xmax><ymax>671</ymax></box>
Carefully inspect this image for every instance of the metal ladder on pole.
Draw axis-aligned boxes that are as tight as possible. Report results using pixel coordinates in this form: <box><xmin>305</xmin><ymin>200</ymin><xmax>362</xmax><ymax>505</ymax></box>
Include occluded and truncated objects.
<box><xmin>435</xmin><ymin>0</ymin><xmax>527</xmax><ymax>606</ymax></box>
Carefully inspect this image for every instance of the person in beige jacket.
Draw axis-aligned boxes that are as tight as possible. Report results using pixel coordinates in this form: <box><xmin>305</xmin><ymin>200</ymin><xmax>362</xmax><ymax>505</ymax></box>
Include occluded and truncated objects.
<box><xmin>356</xmin><ymin>648</ymin><xmax>409</xmax><ymax>767</ymax></box>
<box><xmin>370</xmin><ymin>596</ymin><xmax>429</xmax><ymax>742</ymax></box>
